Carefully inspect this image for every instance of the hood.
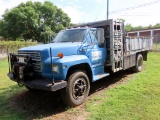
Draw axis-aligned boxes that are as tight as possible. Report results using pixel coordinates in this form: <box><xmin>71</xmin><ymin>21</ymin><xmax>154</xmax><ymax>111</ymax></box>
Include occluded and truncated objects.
<box><xmin>19</xmin><ymin>42</ymin><xmax>81</xmax><ymax>57</ymax></box>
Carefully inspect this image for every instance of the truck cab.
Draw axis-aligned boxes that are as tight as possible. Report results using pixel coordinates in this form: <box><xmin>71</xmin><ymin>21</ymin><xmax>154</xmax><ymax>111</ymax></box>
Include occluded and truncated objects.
<box><xmin>8</xmin><ymin>19</ymin><xmax>152</xmax><ymax>107</ymax></box>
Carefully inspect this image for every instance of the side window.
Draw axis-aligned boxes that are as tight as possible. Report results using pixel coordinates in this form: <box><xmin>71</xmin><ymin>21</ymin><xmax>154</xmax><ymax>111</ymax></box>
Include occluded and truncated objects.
<box><xmin>85</xmin><ymin>29</ymin><xmax>98</xmax><ymax>45</ymax></box>
<box><xmin>91</xmin><ymin>30</ymin><xmax>98</xmax><ymax>44</ymax></box>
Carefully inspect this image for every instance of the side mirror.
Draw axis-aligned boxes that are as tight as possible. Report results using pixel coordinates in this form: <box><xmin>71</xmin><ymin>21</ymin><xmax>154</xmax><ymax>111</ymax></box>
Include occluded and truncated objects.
<box><xmin>97</xmin><ymin>28</ymin><xmax>105</xmax><ymax>46</ymax></box>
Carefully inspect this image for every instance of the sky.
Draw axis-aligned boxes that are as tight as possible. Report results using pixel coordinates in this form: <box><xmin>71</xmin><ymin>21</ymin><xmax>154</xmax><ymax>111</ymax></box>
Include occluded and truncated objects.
<box><xmin>0</xmin><ymin>0</ymin><xmax>160</xmax><ymax>26</ymax></box>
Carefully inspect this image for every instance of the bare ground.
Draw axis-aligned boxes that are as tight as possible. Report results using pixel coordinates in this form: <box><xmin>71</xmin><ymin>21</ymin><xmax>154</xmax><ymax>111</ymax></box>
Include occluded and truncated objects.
<box><xmin>10</xmin><ymin>70</ymin><xmax>135</xmax><ymax>120</ymax></box>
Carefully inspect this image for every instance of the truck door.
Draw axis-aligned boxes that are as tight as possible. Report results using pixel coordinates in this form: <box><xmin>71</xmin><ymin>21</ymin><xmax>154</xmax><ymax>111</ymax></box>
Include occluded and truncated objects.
<box><xmin>84</xmin><ymin>28</ymin><xmax>106</xmax><ymax>75</ymax></box>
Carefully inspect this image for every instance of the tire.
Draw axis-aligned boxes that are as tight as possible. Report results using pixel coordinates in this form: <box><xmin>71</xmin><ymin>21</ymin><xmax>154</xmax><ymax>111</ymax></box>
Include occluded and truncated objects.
<box><xmin>61</xmin><ymin>71</ymin><xmax>90</xmax><ymax>107</ymax></box>
<box><xmin>133</xmin><ymin>54</ymin><xmax>143</xmax><ymax>72</ymax></box>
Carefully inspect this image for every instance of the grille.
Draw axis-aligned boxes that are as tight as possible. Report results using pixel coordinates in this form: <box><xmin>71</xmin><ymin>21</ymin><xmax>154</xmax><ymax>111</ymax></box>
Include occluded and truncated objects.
<box><xmin>18</xmin><ymin>52</ymin><xmax>42</xmax><ymax>72</ymax></box>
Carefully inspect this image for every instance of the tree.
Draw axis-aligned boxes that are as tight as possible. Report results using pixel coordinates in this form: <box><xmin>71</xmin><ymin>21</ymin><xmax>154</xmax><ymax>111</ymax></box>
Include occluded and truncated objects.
<box><xmin>0</xmin><ymin>1</ymin><xmax>70</xmax><ymax>41</ymax></box>
<box><xmin>40</xmin><ymin>26</ymin><xmax>56</xmax><ymax>43</ymax></box>
<box><xmin>153</xmin><ymin>23</ymin><xmax>160</xmax><ymax>28</ymax></box>
<box><xmin>125</xmin><ymin>23</ymin><xmax>133</xmax><ymax>31</ymax></box>
<box><xmin>117</xmin><ymin>18</ymin><xmax>125</xmax><ymax>23</ymax></box>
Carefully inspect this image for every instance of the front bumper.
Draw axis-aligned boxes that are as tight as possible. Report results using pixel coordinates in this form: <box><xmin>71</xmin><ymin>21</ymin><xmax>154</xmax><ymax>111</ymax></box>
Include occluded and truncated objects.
<box><xmin>7</xmin><ymin>73</ymin><xmax>67</xmax><ymax>91</ymax></box>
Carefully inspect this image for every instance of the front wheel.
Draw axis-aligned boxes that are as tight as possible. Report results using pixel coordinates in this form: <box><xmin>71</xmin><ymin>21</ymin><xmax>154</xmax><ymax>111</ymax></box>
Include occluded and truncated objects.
<box><xmin>133</xmin><ymin>54</ymin><xmax>143</xmax><ymax>72</ymax></box>
<box><xmin>61</xmin><ymin>71</ymin><xmax>90</xmax><ymax>107</ymax></box>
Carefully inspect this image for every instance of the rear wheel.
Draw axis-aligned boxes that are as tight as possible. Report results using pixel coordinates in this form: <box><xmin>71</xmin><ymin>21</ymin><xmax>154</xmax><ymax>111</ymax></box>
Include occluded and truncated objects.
<box><xmin>61</xmin><ymin>71</ymin><xmax>90</xmax><ymax>107</ymax></box>
<box><xmin>133</xmin><ymin>54</ymin><xmax>143</xmax><ymax>72</ymax></box>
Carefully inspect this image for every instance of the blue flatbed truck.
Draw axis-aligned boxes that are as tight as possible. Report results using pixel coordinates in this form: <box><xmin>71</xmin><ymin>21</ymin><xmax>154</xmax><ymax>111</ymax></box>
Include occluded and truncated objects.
<box><xmin>7</xmin><ymin>19</ymin><xmax>153</xmax><ymax>106</ymax></box>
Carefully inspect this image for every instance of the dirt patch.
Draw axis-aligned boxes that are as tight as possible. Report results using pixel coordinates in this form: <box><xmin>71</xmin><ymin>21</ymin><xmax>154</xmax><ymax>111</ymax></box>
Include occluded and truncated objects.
<box><xmin>10</xmin><ymin>70</ymin><xmax>135</xmax><ymax>120</ymax></box>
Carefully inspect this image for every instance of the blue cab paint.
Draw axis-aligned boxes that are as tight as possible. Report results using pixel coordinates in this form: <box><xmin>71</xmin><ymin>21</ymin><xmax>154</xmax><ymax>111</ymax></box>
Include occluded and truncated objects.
<box><xmin>19</xmin><ymin>28</ymin><xmax>108</xmax><ymax>82</ymax></box>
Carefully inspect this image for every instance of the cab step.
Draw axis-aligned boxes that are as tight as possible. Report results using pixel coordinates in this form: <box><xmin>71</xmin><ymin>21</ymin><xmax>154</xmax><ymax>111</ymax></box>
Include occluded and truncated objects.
<box><xmin>93</xmin><ymin>73</ymin><xmax>110</xmax><ymax>81</ymax></box>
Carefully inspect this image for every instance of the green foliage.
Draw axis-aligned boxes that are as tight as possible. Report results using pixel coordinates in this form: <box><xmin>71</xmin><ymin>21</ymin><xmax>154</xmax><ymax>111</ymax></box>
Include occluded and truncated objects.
<box><xmin>132</xmin><ymin>25</ymin><xmax>143</xmax><ymax>31</ymax></box>
<box><xmin>117</xmin><ymin>18</ymin><xmax>125</xmax><ymax>22</ymax></box>
<box><xmin>125</xmin><ymin>23</ymin><xmax>133</xmax><ymax>31</ymax></box>
<box><xmin>0</xmin><ymin>41</ymin><xmax>37</xmax><ymax>53</ymax></box>
<box><xmin>40</xmin><ymin>26</ymin><xmax>56</xmax><ymax>43</ymax></box>
<box><xmin>116</xmin><ymin>18</ymin><xmax>160</xmax><ymax>31</ymax></box>
<box><xmin>87</xmin><ymin>52</ymin><xmax>160</xmax><ymax>120</ymax></box>
<box><xmin>0</xmin><ymin>20</ymin><xmax>8</xmax><ymax>39</ymax></box>
<box><xmin>125</xmin><ymin>23</ymin><xmax>153</xmax><ymax>31</ymax></box>
<box><xmin>153</xmin><ymin>23</ymin><xmax>160</xmax><ymax>28</ymax></box>
<box><xmin>125</xmin><ymin>22</ymin><xmax>160</xmax><ymax>31</ymax></box>
<box><xmin>0</xmin><ymin>1</ymin><xmax>70</xmax><ymax>42</ymax></box>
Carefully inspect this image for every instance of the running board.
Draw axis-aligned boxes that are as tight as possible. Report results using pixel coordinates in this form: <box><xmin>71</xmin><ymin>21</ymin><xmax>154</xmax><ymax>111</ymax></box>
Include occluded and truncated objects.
<box><xmin>93</xmin><ymin>73</ymin><xmax>110</xmax><ymax>82</ymax></box>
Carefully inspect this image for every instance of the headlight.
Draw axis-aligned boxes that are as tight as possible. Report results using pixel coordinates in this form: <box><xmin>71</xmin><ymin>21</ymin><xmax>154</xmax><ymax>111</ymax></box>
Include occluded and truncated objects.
<box><xmin>52</xmin><ymin>65</ymin><xmax>59</xmax><ymax>73</ymax></box>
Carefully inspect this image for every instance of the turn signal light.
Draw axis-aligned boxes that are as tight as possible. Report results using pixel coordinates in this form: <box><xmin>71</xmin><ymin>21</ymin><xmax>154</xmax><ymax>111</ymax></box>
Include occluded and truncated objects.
<box><xmin>57</xmin><ymin>53</ymin><xmax>63</xmax><ymax>58</ymax></box>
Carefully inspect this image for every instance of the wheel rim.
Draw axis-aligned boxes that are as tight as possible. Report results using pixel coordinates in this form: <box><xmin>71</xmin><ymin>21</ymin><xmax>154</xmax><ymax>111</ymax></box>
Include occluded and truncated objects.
<box><xmin>138</xmin><ymin>57</ymin><xmax>142</xmax><ymax>69</ymax></box>
<box><xmin>72</xmin><ymin>78</ymin><xmax>87</xmax><ymax>100</ymax></box>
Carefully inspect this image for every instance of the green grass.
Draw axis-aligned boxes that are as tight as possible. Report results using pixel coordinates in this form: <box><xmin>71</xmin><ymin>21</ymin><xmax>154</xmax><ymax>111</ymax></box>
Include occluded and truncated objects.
<box><xmin>153</xmin><ymin>43</ymin><xmax>160</xmax><ymax>50</ymax></box>
<box><xmin>0</xmin><ymin>60</ymin><xmax>16</xmax><ymax>89</ymax></box>
<box><xmin>0</xmin><ymin>52</ymin><xmax>160</xmax><ymax>120</ymax></box>
<box><xmin>87</xmin><ymin>52</ymin><xmax>160</xmax><ymax>120</ymax></box>
<box><xmin>0</xmin><ymin>60</ymin><xmax>26</xmax><ymax>120</ymax></box>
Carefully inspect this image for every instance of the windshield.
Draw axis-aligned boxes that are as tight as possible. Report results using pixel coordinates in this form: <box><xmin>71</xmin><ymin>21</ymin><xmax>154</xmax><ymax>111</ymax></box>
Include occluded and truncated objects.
<box><xmin>53</xmin><ymin>29</ymin><xmax>86</xmax><ymax>43</ymax></box>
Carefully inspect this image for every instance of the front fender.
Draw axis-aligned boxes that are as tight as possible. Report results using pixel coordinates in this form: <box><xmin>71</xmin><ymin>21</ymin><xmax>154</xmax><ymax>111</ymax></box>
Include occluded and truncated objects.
<box><xmin>44</xmin><ymin>55</ymin><xmax>93</xmax><ymax>80</ymax></box>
